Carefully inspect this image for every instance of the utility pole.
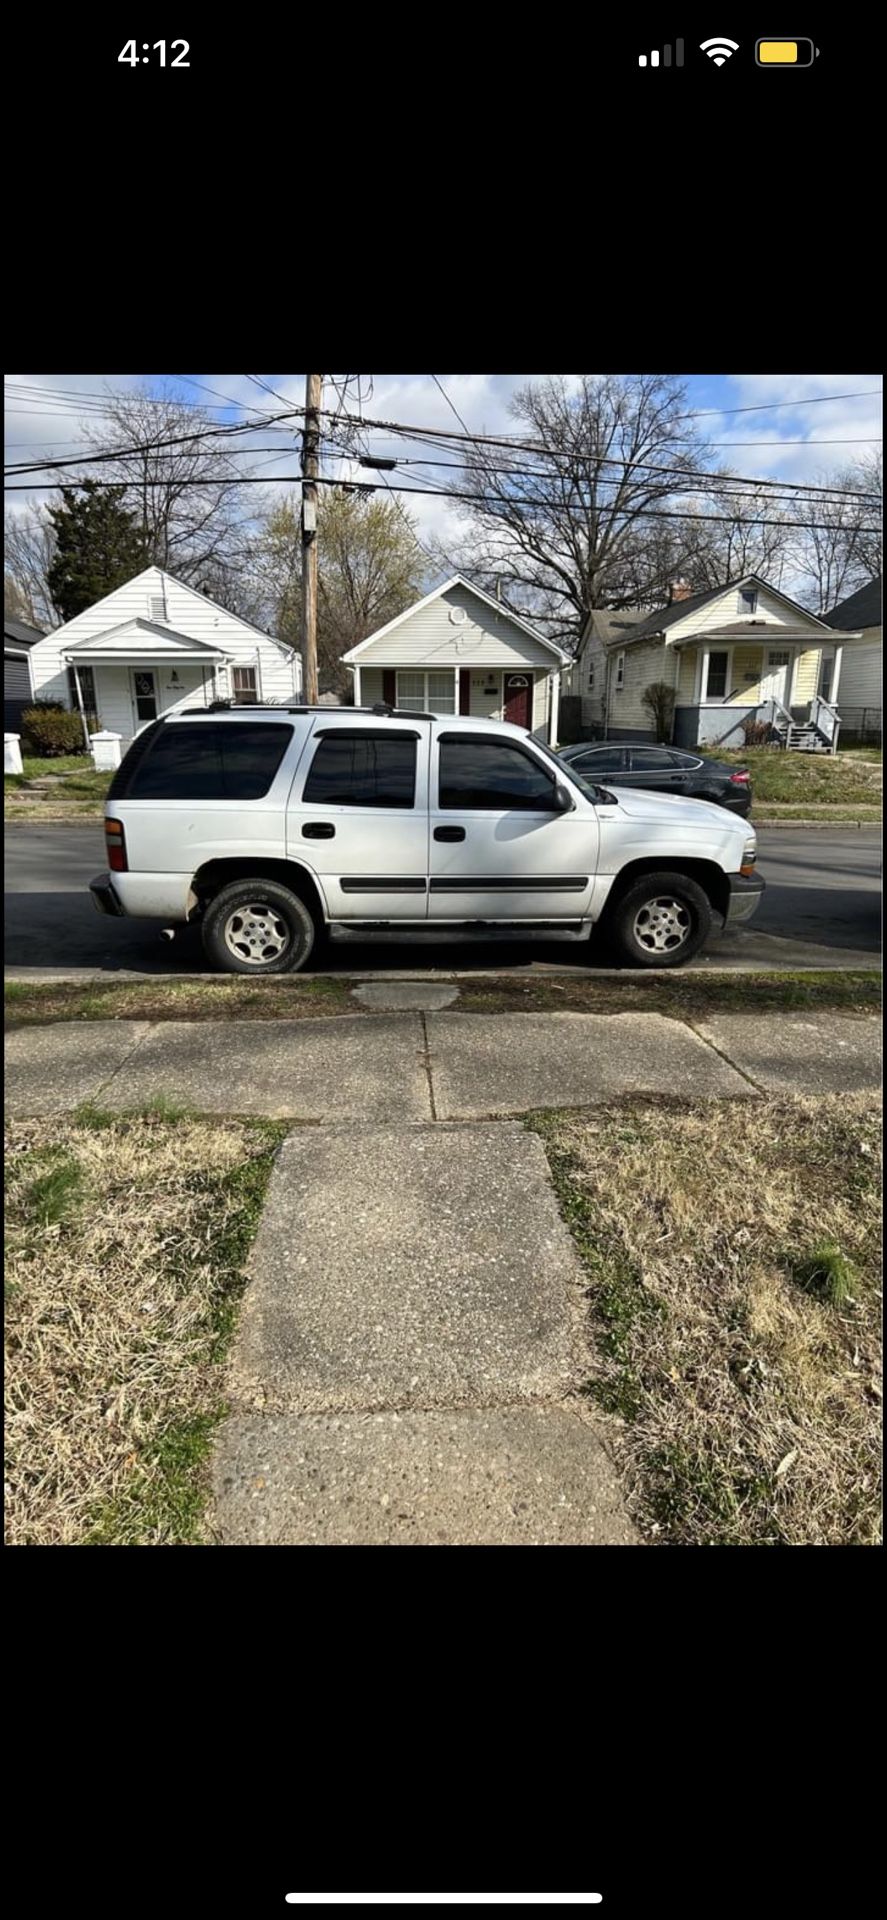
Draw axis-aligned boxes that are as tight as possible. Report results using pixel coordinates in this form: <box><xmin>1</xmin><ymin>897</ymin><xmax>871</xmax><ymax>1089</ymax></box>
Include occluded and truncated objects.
<box><xmin>301</xmin><ymin>373</ymin><xmax>322</xmax><ymax>705</ymax></box>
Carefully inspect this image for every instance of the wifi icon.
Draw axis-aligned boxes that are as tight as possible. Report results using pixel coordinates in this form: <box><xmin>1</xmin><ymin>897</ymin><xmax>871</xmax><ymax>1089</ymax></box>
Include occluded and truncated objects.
<box><xmin>700</xmin><ymin>36</ymin><xmax>739</xmax><ymax>64</ymax></box>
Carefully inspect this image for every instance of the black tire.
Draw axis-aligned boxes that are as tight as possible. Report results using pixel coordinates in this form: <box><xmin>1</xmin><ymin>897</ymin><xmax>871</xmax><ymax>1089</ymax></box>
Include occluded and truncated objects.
<box><xmin>200</xmin><ymin>878</ymin><xmax>315</xmax><ymax>975</ymax></box>
<box><xmin>606</xmin><ymin>869</ymin><xmax>712</xmax><ymax>969</ymax></box>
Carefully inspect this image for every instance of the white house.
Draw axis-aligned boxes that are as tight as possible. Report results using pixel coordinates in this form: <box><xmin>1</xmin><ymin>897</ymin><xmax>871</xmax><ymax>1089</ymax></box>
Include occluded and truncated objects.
<box><xmin>569</xmin><ymin>574</ymin><xmax>863</xmax><ymax>753</ymax></box>
<box><xmin>341</xmin><ymin>576</ymin><xmax>568</xmax><ymax>742</ymax></box>
<box><xmin>822</xmin><ymin>577</ymin><xmax>882</xmax><ymax>741</ymax></box>
<box><xmin>28</xmin><ymin>565</ymin><xmax>301</xmax><ymax>746</ymax></box>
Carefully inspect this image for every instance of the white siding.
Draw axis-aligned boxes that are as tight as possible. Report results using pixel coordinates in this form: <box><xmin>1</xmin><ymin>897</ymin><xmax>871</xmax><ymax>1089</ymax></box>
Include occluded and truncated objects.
<box><xmin>28</xmin><ymin>566</ymin><xmax>300</xmax><ymax>735</ymax></box>
<box><xmin>609</xmin><ymin>638</ymin><xmax>674</xmax><ymax>731</ymax></box>
<box><xmin>666</xmin><ymin>584</ymin><xmax>828</xmax><ymax>644</ymax></box>
<box><xmin>837</xmin><ymin>634</ymin><xmax>882</xmax><ymax>709</ymax></box>
<box><xmin>353</xmin><ymin>581</ymin><xmax>559</xmax><ymax>670</ymax></box>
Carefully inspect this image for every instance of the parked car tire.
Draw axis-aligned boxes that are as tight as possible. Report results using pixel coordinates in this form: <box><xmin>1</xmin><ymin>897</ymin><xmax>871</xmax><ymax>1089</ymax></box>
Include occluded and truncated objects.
<box><xmin>201</xmin><ymin>879</ymin><xmax>315</xmax><ymax>975</ymax></box>
<box><xmin>606</xmin><ymin>870</ymin><xmax>712</xmax><ymax>968</ymax></box>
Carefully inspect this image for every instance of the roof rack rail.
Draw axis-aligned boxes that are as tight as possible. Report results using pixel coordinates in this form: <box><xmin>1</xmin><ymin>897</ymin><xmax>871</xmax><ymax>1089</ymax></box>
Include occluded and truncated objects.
<box><xmin>186</xmin><ymin>701</ymin><xmax>441</xmax><ymax>719</ymax></box>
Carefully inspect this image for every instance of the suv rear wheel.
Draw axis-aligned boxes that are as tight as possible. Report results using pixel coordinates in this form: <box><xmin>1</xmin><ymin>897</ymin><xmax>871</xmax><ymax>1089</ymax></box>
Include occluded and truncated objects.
<box><xmin>606</xmin><ymin>869</ymin><xmax>712</xmax><ymax>968</ymax></box>
<box><xmin>201</xmin><ymin>879</ymin><xmax>315</xmax><ymax>975</ymax></box>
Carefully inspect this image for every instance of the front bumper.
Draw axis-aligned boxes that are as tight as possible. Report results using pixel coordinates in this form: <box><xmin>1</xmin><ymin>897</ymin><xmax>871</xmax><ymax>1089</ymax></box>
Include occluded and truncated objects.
<box><xmin>89</xmin><ymin>872</ymin><xmax>124</xmax><ymax>918</ymax></box>
<box><xmin>724</xmin><ymin>871</ymin><xmax>765</xmax><ymax>925</ymax></box>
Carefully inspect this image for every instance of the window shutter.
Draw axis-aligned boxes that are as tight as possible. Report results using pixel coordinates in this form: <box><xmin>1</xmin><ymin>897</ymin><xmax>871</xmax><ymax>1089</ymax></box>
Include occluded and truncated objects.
<box><xmin>382</xmin><ymin>670</ymin><xmax>396</xmax><ymax>706</ymax></box>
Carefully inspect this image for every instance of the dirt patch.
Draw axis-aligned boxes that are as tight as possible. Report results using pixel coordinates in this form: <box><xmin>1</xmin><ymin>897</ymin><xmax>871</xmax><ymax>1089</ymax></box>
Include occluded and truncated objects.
<box><xmin>533</xmin><ymin>1094</ymin><xmax>882</xmax><ymax>1546</ymax></box>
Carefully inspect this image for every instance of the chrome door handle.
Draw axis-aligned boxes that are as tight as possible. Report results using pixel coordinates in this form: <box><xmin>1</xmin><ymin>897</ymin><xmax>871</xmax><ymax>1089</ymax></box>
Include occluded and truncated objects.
<box><xmin>434</xmin><ymin>825</ymin><xmax>466</xmax><ymax>842</ymax></box>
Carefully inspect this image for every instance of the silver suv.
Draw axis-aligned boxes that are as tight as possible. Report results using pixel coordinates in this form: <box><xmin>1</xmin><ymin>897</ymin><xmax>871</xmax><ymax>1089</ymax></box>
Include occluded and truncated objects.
<box><xmin>90</xmin><ymin>704</ymin><xmax>763</xmax><ymax>971</ymax></box>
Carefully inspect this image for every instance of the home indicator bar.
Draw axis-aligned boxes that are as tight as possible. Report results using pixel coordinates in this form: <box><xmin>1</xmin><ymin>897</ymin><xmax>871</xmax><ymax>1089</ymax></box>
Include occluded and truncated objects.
<box><xmin>638</xmin><ymin>40</ymin><xmax>684</xmax><ymax>66</ymax></box>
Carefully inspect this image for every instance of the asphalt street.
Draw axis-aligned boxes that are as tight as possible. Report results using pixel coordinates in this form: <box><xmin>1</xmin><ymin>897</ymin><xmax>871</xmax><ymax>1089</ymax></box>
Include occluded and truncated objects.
<box><xmin>4</xmin><ymin>822</ymin><xmax>882</xmax><ymax>975</ymax></box>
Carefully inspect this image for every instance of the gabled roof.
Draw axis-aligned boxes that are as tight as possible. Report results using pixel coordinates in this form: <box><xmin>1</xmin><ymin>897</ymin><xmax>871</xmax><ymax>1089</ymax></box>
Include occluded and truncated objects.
<box><xmin>342</xmin><ymin>574</ymin><xmax>569</xmax><ymax>663</ymax></box>
<box><xmin>823</xmin><ymin>577</ymin><xmax>881</xmax><ymax>631</ymax></box>
<box><xmin>5</xmin><ymin>617</ymin><xmax>46</xmax><ymax>647</ymax></box>
<box><xmin>597</xmin><ymin>575</ymin><xmax>839</xmax><ymax>647</ymax></box>
<box><xmin>585</xmin><ymin>610</ymin><xmax>649</xmax><ymax>647</ymax></box>
<box><xmin>37</xmin><ymin>563</ymin><xmax>292</xmax><ymax>655</ymax></box>
<box><xmin>62</xmin><ymin>618</ymin><xmax>227</xmax><ymax>660</ymax></box>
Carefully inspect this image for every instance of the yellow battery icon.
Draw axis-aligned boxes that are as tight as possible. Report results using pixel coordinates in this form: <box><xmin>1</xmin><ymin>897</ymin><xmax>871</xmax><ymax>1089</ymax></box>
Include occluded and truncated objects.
<box><xmin>756</xmin><ymin>38</ymin><xmax>819</xmax><ymax>64</ymax></box>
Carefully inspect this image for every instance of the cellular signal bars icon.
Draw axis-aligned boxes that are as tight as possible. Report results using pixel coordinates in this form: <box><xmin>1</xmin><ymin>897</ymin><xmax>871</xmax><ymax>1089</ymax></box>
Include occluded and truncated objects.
<box><xmin>638</xmin><ymin>40</ymin><xmax>684</xmax><ymax>66</ymax></box>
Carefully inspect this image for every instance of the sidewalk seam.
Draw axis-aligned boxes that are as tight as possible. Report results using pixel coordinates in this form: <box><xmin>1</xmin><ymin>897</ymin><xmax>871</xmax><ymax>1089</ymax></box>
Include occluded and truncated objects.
<box><xmin>419</xmin><ymin>1011</ymin><xmax>438</xmax><ymax>1121</ymax></box>
<box><xmin>684</xmin><ymin>1019</ymin><xmax>768</xmax><ymax>1095</ymax></box>
<box><xmin>90</xmin><ymin>1021</ymin><xmax>157</xmax><ymax>1101</ymax></box>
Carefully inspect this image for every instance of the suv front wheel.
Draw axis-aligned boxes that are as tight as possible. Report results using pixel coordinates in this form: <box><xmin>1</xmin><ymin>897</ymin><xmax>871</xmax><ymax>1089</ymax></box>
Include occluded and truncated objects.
<box><xmin>201</xmin><ymin>879</ymin><xmax>315</xmax><ymax>975</ymax></box>
<box><xmin>606</xmin><ymin>869</ymin><xmax>712</xmax><ymax>968</ymax></box>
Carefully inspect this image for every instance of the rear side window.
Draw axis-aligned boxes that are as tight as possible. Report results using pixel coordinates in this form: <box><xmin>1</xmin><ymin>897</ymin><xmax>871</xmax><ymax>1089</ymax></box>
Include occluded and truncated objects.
<box><xmin>119</xmin><ymin>722</ymin><xmax>293</xmax><ymax>800</ymax></box>
<box><xmin>439</xmin><ymin>737</ymin><xmax>557</xmax><ymax>810</ymax></box>
<box><xmin>303</xmin><ymin>731</ymin><xmax>417</xmax><ymax>808</ymax></box>
<box><xmin>629</xmin><ymin>749</ymin><xmax>668</xmax><ymax>770</ymax></box>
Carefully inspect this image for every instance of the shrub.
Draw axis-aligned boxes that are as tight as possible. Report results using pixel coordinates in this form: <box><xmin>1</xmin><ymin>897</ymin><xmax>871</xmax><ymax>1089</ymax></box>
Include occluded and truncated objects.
<box><xmin>641</xmin><ymin>681</ymin><xmax>676</xmax><ymax>742</ymax></box>
<box><xmin>742</xmin><ymin>716</ymin><xmax>777</xmax><ymax>747</ymax></box>
<box><xmin>21</xmin><ymin>705</ymin><xmax>88</xmax><ymax>757</ymax></box>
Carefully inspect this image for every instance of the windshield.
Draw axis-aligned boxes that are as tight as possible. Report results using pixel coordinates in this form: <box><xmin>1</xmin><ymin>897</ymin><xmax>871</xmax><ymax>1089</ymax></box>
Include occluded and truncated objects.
<box><xmin>531</xmin><ymin>737</ymin><xmax>612</xmax><ymax>803</ymax></box>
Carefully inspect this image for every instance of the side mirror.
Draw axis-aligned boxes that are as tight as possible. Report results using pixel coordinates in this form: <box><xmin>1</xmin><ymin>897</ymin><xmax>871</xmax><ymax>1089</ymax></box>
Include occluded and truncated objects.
<box><xmin>552</xmin><ymin>782</ymin><xmax>574</xmax><ymax>813</ymax></box>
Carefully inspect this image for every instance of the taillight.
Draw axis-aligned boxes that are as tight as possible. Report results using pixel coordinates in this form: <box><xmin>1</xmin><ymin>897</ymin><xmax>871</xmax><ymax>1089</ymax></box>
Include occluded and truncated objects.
<box><xmin>730</xmin><ymin>771</ymin><xmax>750</xmax><ymax>784</ymax></box>
<box><xmin>105</xmin><ymin>818</ymin><xmax>127</xmax><ymax>872</ymax></box>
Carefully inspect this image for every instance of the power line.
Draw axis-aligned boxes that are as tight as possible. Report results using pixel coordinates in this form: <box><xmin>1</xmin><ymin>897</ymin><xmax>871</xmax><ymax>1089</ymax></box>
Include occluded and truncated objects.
<box><xmin>6</xmin><ymin>466</ymin><xmax>879</xmax><ymax>534</ymax></box>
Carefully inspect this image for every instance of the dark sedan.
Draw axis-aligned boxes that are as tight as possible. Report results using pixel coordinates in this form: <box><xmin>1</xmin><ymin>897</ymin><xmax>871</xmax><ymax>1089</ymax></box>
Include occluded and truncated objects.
<box><xmin>558</xmin><ymin>742</ymin><xmax>752</xmax><ymax>815</ymax></box>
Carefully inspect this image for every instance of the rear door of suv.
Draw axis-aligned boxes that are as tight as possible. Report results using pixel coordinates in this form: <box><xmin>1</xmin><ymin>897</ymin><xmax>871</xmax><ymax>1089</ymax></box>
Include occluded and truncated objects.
<box><xmin>287</xmin><ymin>719</ymin><xmax>430</xmax><ymax>920</ymax></box>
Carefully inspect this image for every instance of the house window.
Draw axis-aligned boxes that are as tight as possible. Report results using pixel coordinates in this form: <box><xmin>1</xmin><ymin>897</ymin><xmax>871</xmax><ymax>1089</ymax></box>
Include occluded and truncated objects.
<box><xmin>232</xmin><ymin>666</ymin><xmax>258</xmax><ymax>705</ymax></box>
<box><xmin>67</xmin><ymin>664</ymin><xmax>98</xmax><ymax>721</ymax></box>
<box><xmin>614</xmin><ymin>652</ymin><xmax>625</xmax><ymax>690</ymax></box>
<box><xmin>820</xmin><ymin>655</ymin><xmax>834</xmax><ymax>702</ymax></box>
<box><xmin>396</xmin><ymin>669</ymin><xmax>456</xmax><ymax>716</ymax></box>
<box><xmin>739</xmin><ymin>589</ymin><xmax>758</xmax><ymax>614</ymax></box>
<box><xmin>587</xmin><ymin>661</ymin><xmax>595</xmax><ymax>690</ymax></box>
<box><xmin>705</xmin><ymin>651</ymin><xmax>729</xmax><ymax>699</ymax></box>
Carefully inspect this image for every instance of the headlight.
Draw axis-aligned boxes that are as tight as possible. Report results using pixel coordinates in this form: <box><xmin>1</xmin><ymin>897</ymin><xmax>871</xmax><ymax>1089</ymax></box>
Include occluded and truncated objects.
<box><xmin>740</xmin><ymin>840</ymin><xmax>757</xmax><ymax>876</ymax></box>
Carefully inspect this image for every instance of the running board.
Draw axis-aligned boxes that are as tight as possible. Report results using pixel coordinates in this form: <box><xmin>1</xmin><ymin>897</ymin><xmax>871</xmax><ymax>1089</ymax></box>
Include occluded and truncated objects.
<box><xmin>329</xmin><ymin>921</ymin><xmax>590</xmax><ymax>942</ymax></box>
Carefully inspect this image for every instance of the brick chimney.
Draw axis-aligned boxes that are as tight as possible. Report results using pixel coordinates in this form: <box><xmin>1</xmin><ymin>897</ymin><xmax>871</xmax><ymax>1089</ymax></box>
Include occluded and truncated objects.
<box><xmin>669</xmin><ymin>579</ymin><xmax>693</xmax><ymax>602</ymax></box>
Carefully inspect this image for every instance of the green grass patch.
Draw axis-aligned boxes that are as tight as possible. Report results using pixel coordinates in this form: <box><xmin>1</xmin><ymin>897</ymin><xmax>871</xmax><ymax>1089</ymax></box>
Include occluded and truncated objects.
<box><xmin>790</xmin><ymin>1238</ymin><xmax>858</xmax><ymax>1309</ymax></box>
<box><xmin>720</xmin><ymin>747</ymin><xmax>881</xmax><ymax>806</ymax></box>
<box><xmin>5</xmin><ymin>1111</ymin><xmax>286</xmax><ymax>1546</ymax></box>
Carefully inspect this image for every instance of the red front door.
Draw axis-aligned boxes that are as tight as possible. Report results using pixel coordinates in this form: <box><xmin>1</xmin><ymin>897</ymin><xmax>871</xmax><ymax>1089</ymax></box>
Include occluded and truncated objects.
<box><xmin>504</xmin><ymin>674</ymin><xmax>531</xmax><ymax>727</ymax></box>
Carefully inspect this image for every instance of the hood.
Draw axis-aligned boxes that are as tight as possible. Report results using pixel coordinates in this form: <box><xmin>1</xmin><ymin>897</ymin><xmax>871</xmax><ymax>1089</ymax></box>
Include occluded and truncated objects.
<box><xmin>602</xmin><ymin>782</ymin><xmax>746</xmax><ymax>832</ymax></box>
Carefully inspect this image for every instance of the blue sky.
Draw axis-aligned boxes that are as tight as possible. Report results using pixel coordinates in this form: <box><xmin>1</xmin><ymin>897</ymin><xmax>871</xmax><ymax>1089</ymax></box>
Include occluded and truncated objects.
<box><xmin>5</xmin><ymin>373</ymin><xmax>881</xmax><ymax>556</ymax></box>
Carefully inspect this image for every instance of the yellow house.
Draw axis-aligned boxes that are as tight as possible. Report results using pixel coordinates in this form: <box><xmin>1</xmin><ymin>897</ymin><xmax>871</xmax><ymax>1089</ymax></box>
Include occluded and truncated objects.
<box><xmin>571</xmin><ymin>574</ymin><xmax>863</xmax><ymax>753</ymax></box>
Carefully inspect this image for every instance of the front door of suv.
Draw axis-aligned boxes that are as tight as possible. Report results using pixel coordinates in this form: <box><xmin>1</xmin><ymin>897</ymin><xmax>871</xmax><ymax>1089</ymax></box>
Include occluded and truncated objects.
<box><xmin>428</xmin><ymin>730</ymin><xmax>597</xmax><ymax>922</ymax></box>
<box><xmin>287</xmin><ymin>721</ymin><xmax>430</xmax><ymax>921</ymax></box>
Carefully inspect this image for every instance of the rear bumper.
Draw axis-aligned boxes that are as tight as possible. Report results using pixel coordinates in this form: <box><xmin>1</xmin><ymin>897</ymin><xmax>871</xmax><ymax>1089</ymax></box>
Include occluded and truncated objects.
<box><xmin>724</xmin><ymin>871</ymin><xmax>765</xmax><ymax>925</ymax></box>
<box><xmin>89</xmin><ymin>872</ymin><xmax>124</xmax><ymax>917</ymax></box>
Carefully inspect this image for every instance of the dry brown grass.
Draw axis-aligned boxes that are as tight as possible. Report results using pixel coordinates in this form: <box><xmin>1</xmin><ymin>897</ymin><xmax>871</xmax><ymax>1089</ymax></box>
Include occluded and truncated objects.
<box><xmin>4</xmin><ymin>1111</ymin><xmax>283</xmax><ymax>1545</ymax></box>
<box><xmin>534</xmin><ymin>1094</ymin><xmax>882</xmax><ymax>1545</ymax></box>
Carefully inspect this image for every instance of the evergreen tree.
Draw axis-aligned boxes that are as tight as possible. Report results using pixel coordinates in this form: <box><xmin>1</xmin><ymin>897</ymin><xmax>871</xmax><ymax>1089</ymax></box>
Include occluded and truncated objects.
<box><xmin>46</xmin><ymin>481</ymin><xmax>148</xmax><ymax>623</ymax></box>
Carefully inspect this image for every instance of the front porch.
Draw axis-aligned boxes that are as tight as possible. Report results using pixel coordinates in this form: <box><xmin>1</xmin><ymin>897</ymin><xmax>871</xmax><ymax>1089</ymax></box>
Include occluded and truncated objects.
<box><xmin>674</xmin><ymin>634</ymin><xmax>844</xmax><ymax>754</ymax></box>
<box><xmin>62</xmin><ymin>619</ymin><xmax>230</xmax><ymax>746</ymax></box>
<box><xmin>354</xmin><ymin>662</ymin><xmax>561</xmax><ymax>741</ymax></box>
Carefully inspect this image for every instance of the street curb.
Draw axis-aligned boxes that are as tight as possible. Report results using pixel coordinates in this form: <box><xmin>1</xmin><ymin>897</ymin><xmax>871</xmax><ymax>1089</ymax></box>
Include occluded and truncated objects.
<box><xmin>754</xmin><ymin>817</ymin><xmax>881</xmax><ymax>829</ymax></box>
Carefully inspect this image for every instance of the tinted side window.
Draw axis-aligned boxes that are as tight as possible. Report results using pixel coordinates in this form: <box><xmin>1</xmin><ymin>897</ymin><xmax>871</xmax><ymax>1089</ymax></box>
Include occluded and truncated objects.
<box><xmin>667</xmin><ymin>751</ymin><xmax>701</xmax><ymax>768</ymax></box>
<box><xmin>439</xmin><ymin>738</ymin><xmax>557</xmax><ymax>810</ymax></box>
<box><xmin>629</xmin><ymin>749</ymin><xmax>668</xmax><ymax>770</ymax></box>
<box><xmin>126</xmin><ymin>723</ymin><xmax>293</xmax><ymax>800</ymax></box>
<box><xmin>303</xmin><ymin>732</ymin><xmax>416</xmax><ymax>808</ymax></box>
<box><xmin>574</xmin><ymin>749</ymin><xmax>624</xmax><ymax>771</ymax></box>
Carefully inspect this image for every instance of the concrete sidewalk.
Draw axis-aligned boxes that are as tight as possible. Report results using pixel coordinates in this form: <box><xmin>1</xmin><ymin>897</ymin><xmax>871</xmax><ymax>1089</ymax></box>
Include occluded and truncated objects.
<box><xmin>5</xmin><ymin>1004</ymin><xmax>880</xmax><ymax>1544</ymax></box>
<box><xmin>4</xmin><ymin>1006</ymin><xmax>881</xmax><ymax>1118</ymax></box>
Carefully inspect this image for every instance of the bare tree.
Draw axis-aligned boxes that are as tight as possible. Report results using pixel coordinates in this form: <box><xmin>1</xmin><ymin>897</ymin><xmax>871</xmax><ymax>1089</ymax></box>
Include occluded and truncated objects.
<box><xmin>4</xmin><ymin>503</ymin><xmax>61</xmax><ymax>626</ymax></box>
<box><xmin>81</xmin><ymin>385</ymin><xmax>255</xmax><ymax>598</ymax></box>
<box><xmin>434</xmin><ymin>375</ymin><xmax>718</xmax><ymax>648</ymax></box>
<box><xmin>790</xmin><ymin>458</ymin><xmax>883</xmax><ymax>611</ymax></box>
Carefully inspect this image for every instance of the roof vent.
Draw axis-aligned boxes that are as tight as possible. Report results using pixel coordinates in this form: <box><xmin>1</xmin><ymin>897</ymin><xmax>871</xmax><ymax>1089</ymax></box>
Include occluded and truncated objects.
<box><xmin>448</xmin><ymin>606</ymin><xmax>467</xmax><ymax>626</ymax></box>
